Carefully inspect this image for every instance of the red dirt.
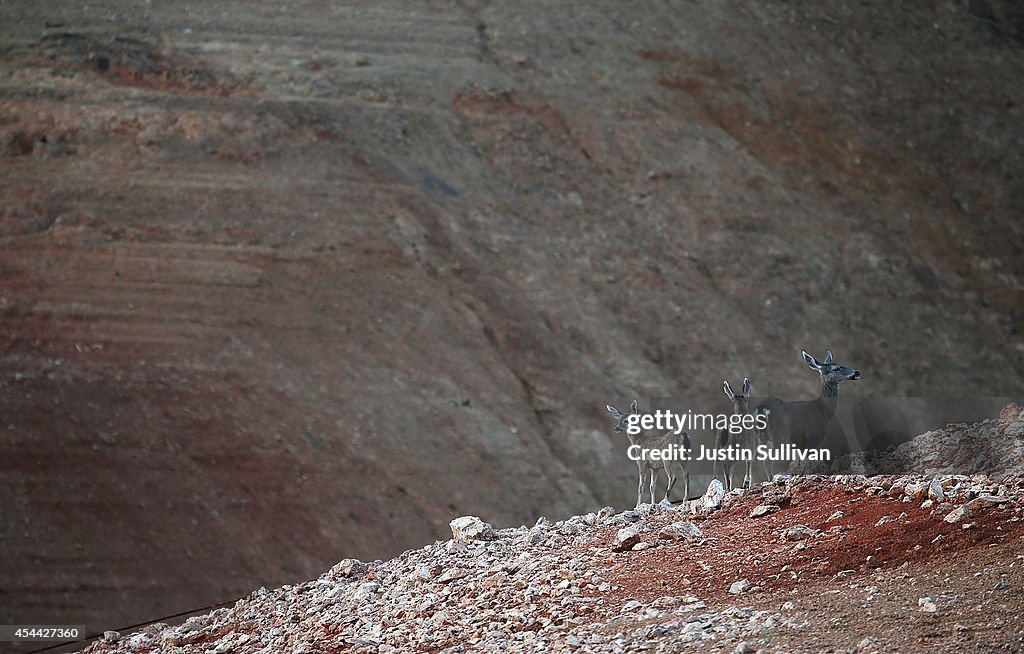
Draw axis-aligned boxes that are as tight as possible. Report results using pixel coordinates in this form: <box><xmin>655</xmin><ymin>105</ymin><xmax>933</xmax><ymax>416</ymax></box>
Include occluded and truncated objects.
<box><xmin>589</xmin><ymin>482</ymin><xmax>1023</xmax><ymax>607</ymax></box>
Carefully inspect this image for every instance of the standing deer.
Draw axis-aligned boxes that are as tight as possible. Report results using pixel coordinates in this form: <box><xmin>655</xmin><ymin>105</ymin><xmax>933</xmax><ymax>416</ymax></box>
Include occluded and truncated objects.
<box><xmin>714</xmin><ymin>377</ymin><xmax>755</xmax><ymax>490</ymax></box>
<box><xmin>606</xmin><ymin>400</ymin><xmax>690</xmax><ymax>507</ymax></box>
<box><xmin>755</xmin><ymin>350</ymin><xmax>861</xmax><ymax>479</ymax></box>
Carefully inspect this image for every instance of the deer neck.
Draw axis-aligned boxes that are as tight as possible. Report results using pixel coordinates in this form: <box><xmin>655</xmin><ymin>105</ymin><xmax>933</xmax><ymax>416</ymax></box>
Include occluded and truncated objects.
<box><xmin>732</xmin><ymin>400</ymin><xmax>749</xmax><ymax>417</ymax></box>
<box><xmin>816</xmin><ymin>377</ymin><xmax>840</xmax><ymax>419</ymax></box>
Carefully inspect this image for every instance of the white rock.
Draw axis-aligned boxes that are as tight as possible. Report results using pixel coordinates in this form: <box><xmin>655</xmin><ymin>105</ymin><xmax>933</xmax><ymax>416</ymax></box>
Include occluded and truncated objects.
<box><xmin>749</xmin><ymin>504</ymin><xmax>780</xmax><ymax>518</ymax></box>
<box><xmin>621</xmin><ymin>599</ymin><xmax>644</xmax><ymax>612</ymax></box>
<box><xmin>613</xmin><ymin>526</ymin><xmax>641</xmax><ymax>552</ymax></box>
<box><xmin>353</xmin><ymin>581</ymin><xmax>379</xmax><ymax>601</ymax></box>
<box><xmin>943</xmin><ymin>505</ymin><xmax>972</xmax><ymax>523</ymax></box>
<box><xmin>450</xmin><ymin>516</ymin><xmax>495</xmax><ymax>541</ymax></box>
<box><xmin>651</xmin><ymin>596</ymin><xmax>681</xmax><ymax>608</ymax></box>
<box><xmin>658</xmin><ymin>521</ymin><xmax>704</xmax><ymax>541</ymax></box>
<box><xmin>729</xmin><ymin>579</ymin><xmax>751</xmax><ymax>594</ymax></box>
<box><xmin>970</xmin><ymin>494</ymin><xmax>1011</xmax><ymax>506</ymax></box>
<box><xmin>700</xmin><ymin>479</ymin><xmax>726</xmax><ymax>514</ymax></box>
<box><xmin>414</xmin><ymin>564</ymin><xmax>433</xmax><ymax>581</ymax></box>
<box><xmin>329</xmin><ymin>558</ymin><xmax>367</xmax><ymax>578</ymax></box>
<box><xmin>782</xmin><ymin>524</ymin><xmax>819</xmax><ymax>541</ymax></box>
<box><xmin>904</xmin><ymin>481</ymin><xmax>929</xmax><ymax>499</ymax></box>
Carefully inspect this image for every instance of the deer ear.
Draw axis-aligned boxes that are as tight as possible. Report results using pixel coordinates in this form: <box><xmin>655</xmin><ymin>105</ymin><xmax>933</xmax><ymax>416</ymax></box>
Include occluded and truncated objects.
<box><xmin>723</xmin><ymin>381</ymin><xmax>735</xmax><ymax>399</ymax></box>
<box><xmin>742</xmin><ymin>378</ymin><xmax>752</xmax><ymax>397</ymax></box>
<box><xmin>629</xmin><ymin>399</ymin><xmax>639</xmax><ymax>414</ymax></box>
<box><xmin>824</xmin><ymin>351</ymin><xmax>833</xmax><ymax>365</ymax></box>
<box><xmin>802</xmin><ymin>350</ymin><xmax>822</xmax><ymax>370</ymax></box>
<box><xmin>606</xmin><ymin>404</ymin><xmax>623</xmax><ymax>419</ymax></box>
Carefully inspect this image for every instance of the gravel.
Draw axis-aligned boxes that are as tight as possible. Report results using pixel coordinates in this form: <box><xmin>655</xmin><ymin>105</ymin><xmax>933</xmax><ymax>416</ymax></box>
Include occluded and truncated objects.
<box><xmin>77</xmin><ymin>473</ymin><xmax>1024</xmax><ymax>654</ymax></box>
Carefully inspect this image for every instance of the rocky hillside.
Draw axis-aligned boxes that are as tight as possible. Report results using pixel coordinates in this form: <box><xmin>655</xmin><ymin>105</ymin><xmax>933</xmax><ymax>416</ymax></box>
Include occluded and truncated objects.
<box><xmin>829</xmin><ymin>403</ymin><xmax>1024</xmax><ymax>476</ymax></box>
<box><xmin>2</xmin><ymin>0</ymin><xmax>1023</xmax><ymax>636</ymax></box>
<box><xmin>77</xmin><ymin>473</ymin><xmax>1024</xmax><ymax>653</ymax></box>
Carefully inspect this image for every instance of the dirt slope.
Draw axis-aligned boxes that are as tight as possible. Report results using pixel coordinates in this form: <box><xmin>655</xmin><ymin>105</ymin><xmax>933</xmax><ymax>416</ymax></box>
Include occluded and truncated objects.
<box><xmin>829</xmin><ymin>407</ymin><xmax>1024</xmax><ymax>477</ymax></box>
<box><xmin>1</xmin><ymin>0</ymin><xmax>1023</xmax><ymax>635</ymax></box>
<box><xmin>72</xmin><ymin>474</ymin><xmax>1024</xmax><ymax>653</ymax></box>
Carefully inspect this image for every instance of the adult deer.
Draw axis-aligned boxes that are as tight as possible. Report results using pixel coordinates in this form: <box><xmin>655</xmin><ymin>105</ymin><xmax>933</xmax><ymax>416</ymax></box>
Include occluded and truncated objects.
<box><xmin>755</xmin><ymin>350</ymin><xmax>860</xmax><ymax>479</ymax></box>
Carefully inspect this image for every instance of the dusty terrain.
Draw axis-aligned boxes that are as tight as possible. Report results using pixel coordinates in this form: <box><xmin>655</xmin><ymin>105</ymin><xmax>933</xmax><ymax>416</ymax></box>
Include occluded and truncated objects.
<box><xmin>69</xmin><ymin>472</ymin><xmax>1024</xmax><ymax>654</ymax></box>
<box><xmin>2</xmin><ymin>0</ymin><xmax>1024</xmax><ymax>639</ymax></box>
<box><xmin>829</xmin><ymin>412</ymin><xmax>1024</xmax><ymax>477</ymax></box>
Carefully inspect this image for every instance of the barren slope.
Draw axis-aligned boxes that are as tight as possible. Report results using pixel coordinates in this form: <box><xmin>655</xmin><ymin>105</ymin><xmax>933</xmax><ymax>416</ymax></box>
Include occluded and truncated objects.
<box><xmin>74</xmin><ymin>474</ymin><xmax>1024</xmax><ymax>653</ymax></box>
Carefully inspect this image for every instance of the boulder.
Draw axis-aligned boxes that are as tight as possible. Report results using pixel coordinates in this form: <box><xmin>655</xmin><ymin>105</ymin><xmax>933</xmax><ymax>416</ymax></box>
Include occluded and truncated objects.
<box><xmin>449</xmin><ymin>516</ymin><xmax>495</xmax><ymax>541</ymax></box>
<box><xmin>782</xmin><ymin>524</ymin><xmax>819</xmax><ymax>541</ymax></box>
<box><xmin>729</xmin><ymin>579</ymin><xmax>751</xmax><ymax>594</ymax></box>
<box><xmin>658</xmin><ymin>522</ymin><xmax>704</xmax><ymax>541</ymax></box>
<box><xmin>328</xmin><ymin>558</ymin><xmax>368</xmax><ymax>579</ymax></box>
<box><xmin>749</xmin><ymin>504</ymin><xmax>780</xmax><ymax>518</ymax></box>
<box><xmin>699</xmin><ymin>479</ymin><xmax>726</xmax><ymax>514</ymax></box>
<box><xmin>943</xmin><ymin>504</ymin><xmax>972</xmax><ymax>523</ymax></box>
<box><xmin>613</xmin><ymin>526</ymin><xmax>641</xmax><ymax>552</ymax></box>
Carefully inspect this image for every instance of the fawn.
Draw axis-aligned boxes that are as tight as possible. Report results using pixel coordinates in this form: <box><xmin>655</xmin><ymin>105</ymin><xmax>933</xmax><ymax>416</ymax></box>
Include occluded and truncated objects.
<box><xmin>714</xmin><ymin>378</ymin><xmax>755</xmax><ymax>490</ymax></box>
<box><xmin>606</xmin><ymin>400</ymin><xmax>690</xmax><ymax>507</ymax></box>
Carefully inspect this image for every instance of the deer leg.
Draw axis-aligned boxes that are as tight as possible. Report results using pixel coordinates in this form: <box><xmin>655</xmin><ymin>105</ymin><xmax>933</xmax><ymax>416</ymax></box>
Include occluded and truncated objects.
<box><xmin>636</xmin><ymin>465</ymin><xmax>644</xmax><ymax>508</ymax></box>
<box><xmin>718</xmin><ymin>458</ymin><xmax>731</xmax><ymax>491</ymax></box>
<box><xmin>682</xmin><ymin>471</ymin><xmax>689</xmax><ymax>503</ymax></box>
<box><xmin>648</xmin><ymin>467</ymin><xmax>657</xmax><ymax>505</ymax></box>
<box><xmin>664</xmin><ymin>466</ymin><xmax>677</xmax><ymax>502</ymax></box>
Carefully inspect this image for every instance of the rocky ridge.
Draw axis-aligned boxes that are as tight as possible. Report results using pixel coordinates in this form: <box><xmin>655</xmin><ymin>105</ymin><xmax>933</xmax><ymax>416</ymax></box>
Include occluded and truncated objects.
<box><xmin>829</xmin><ymin>404</ymin><xmax>1024</xmax><ymax>477</ymax></box>
<box><xmin>79</xmin><ymin>472</ymin><xmax>1024</xmax><ymax>654</ymax></box>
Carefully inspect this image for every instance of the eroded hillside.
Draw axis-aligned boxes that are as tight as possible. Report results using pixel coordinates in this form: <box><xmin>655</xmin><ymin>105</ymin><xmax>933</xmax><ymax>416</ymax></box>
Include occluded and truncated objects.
<box><xmin>1</xmin><ymin>0</ymin><xmax>1023</xmax><ymax>635</ymax></box>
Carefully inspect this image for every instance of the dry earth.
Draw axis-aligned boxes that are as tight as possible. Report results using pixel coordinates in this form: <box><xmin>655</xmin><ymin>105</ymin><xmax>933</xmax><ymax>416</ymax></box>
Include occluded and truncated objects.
<box><xmin>2</xmin><ymin>0</ymin><xmax>1024</xmax><ymax>638</ymax></box>
<box><xmin>828</xmin><ymin>411</ymin><xmax>1024</xmax><ymax>477</ymax></box>
<box><xmin>66</xmin><ymin>471</ymin><xmax>1024</xmax><ymax>654</ymax></box>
